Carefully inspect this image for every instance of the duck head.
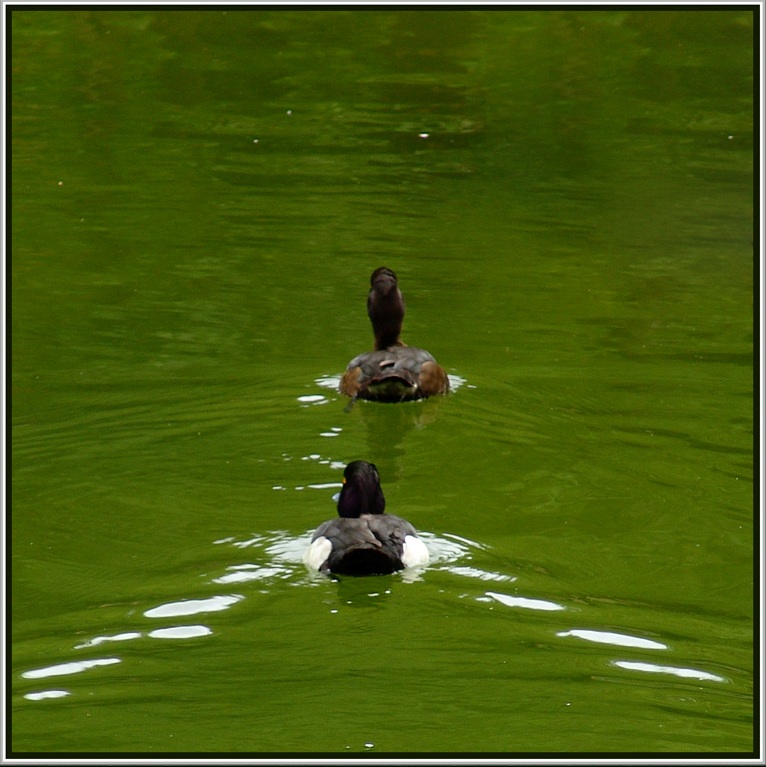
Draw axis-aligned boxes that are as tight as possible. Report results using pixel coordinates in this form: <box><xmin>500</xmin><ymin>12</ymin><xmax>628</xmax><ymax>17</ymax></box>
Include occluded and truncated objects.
<box><xmin>368</xmin><ymin>267</ymin><xmax>405</xmax><ymax>350</ymax></box>
<box><xmin>337</xmin><ymin>460</ymin><xmax>386</xmax><ymax>518</ymax></box>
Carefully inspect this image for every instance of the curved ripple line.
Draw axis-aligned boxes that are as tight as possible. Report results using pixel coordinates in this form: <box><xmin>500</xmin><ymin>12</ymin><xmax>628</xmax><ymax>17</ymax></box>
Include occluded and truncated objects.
<box><xmin>22</xmin><ymin>657</ymin><xmax>121</xmax><ymax>680</ymax></box>
<box><xmin>74</xmin><ymin>631</ymin><xmax>142</xmax><ymax>650</ymax></box>
<box><xmin>441</xmin><ymin>532</ymin><xmax>487</xmax><ymax>550</ymax></box>
<box><xmin>444</xmin><ymin>565</ymin><xmax>516</xmax><ymax>583</ymax></box>
<box><xmin>614</xmin><ymin>660</ymin><xmax>726</xmax><ymax>683</ymax></box>
<box><xmin>25</xmin><ymin>690</ymin><xmax>71</xmax><ymax>701</ymax></box>
<box><xmin>148</xmin><ymin>625</ymin><xmax>212</xmax><ymax>640</ymax></box>
<box><xmin>558</xmin><ymin>629</ymin><xmax>667</xmax><ymax>650</ymax></box>
<box><xmin>144</xmin><ymin>594</ymin><xmax>243</xmax><ymax>618</ymax></box>
<box><xmin>213</xmin><ymin>565</ymin><xmax>292</xmax><ymax>584</ymax></box>
<box><xmin>486</xmin><ymin>591</ymin><xmax>565</xmax><ymax>612</ymax></box>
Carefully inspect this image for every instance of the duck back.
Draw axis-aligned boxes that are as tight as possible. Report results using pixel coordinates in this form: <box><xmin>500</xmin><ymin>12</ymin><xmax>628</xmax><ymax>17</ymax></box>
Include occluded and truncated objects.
<box><xmin>311</xmin><ymin>513</ymin><xmax>418</xmax><ymax>575</ymax></box>
<box><xmin>339</xmin><ymin>267</ymin><xmax>449</xmax><ymax>402</ymax></box>
<box><xmin>341</xmin><ymin>347</ymin><xmax>448</xmax><ymax>402</ymax></box>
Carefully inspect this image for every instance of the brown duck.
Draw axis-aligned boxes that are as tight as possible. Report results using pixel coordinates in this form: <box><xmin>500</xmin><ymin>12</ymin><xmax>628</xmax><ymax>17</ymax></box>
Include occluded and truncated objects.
<box><xmin>340</xmin><ymin>267</ymin><xmax>449</xmax><ymax>403</ymax></box>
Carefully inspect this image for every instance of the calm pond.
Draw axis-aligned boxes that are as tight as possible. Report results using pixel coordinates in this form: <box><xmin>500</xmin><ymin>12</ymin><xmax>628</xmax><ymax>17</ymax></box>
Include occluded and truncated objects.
<box><xmin>9</xmin><ymin>7</ymin><xmax>756</xmax><ymax>758</ymax></box>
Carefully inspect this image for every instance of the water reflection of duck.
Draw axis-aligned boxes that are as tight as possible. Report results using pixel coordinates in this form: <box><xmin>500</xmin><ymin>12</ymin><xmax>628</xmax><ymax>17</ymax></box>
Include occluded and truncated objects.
<box><xmin>340</xmin><ymin>267</ymin><xmax>449</xmax><ymax>403</ymax></box>
<box><xmin>303</xmin><ymin>461</ymin><xmax>429</xmax><ymax>576</ymax></box>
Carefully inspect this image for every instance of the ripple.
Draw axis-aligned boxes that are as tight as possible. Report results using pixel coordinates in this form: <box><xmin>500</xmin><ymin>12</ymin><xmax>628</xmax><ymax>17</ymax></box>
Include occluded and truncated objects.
<box><xmin>485</xmin><ymin>591</ymin><xmax>566</xmax><ymax>612</ymax></box>
<box><xmin>297</xmin><ymin>394</ymin><xmax>329</xmax><ymax>405</ymax></box>
<box><xmin>418</xmin><ymin>531</ymin><xmax>472</xmax><ymax>563</ymax></box>
<box><xmin>148</xmin><ymin>625</ymin><xmax>212</xmax><ymax>640</ymax></box>
<box><xmin>441</xmin><ymin>532</ymin><xmax>487</xmax><ymax>550</ymax></box>
<box><xmin>143</xmin><ymin>594</ymin><xmax>243</xmax><ymax>618</ymax></box>
<box><xmin>613</xmin><ymin>660</ymin><xmax>726</xmax><ymax>683</ymax></box>
<box><xmin>212</xmin><ymin>530</ymin><xmax>476</xmax><ymax>585</ymax></box>
<box><xmin>24</xmin><ymin>690</ymin><xmax>71</xmax><ymax>701</ymax></box>
<box><xmin>557</xmin><ymin>629</ymin><xmax>667</xmax><ymax>650</ymax></box>
<box><xmin>213</xmin><ymin>532</ymin><xmax>311</xmax><ymax>569</ymax></box>
<box><xmin>74</xmin><ymin>631</ymin><xmax>142</xmax><ymax>650</ymax></box>
<box><xmin>213</xmin><ymin>564</ymin><xmax>293</xmax><ymax>584</ymax></box>
<box><xmin>227</xmin><ymin>535</ymin><xmax>267</xmax><ymax>549</ymax></box>
<box><xmin>315</xmin><ymin>373</ymin><xmax>467</xmax><ymax>393</ymax></box>
<box><xmin>442</xmin><ymin>565</ymin><xmax>516</xmax><ymax>583</ymax></box>
<box><xmin>22</xmin><ymin>657</ymin><xmax>121</xmax><ymax>680</ymax></box>
<box><xmin>300</xmin><ymin>453</ymin><xmax>346</xmax><ymax>470</ymax></box>
<box><xmin>210</xmin><ymin>532</ymin><xmax>314</xmax><ymax>587</ymax></box>
<box><xmin>316</xmin><ymin>375</ymin><xmax>341</xmax><ymax>390</ymax></box>
<box><xmin>266</xmin><ymin>534</ymin><xmax>314</xmax><ymax>563</ymax></box>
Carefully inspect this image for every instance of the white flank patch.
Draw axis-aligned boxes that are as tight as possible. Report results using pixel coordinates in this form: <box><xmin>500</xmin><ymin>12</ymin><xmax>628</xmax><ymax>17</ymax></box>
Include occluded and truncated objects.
<box><xmin>401</xmin><ymin>535</ymin><xmax>430</xmax><ymax>568</ymax></box>
<box><xmin>303</xmin><ymin>536</ymin><xmax>332</xmax><ymax>570</ymax></box>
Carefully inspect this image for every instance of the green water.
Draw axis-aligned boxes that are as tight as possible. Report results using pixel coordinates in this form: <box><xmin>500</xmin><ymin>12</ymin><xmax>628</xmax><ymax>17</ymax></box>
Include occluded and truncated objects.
<box><xmin>10</xmin><ymin>8</ymin><xmax>755</xmax><ymax>757</ymax></box>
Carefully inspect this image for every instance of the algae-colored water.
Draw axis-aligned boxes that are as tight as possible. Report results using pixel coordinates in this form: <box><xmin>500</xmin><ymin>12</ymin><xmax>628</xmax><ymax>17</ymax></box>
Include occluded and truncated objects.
<box><xmin>10</xmin><ymin>8</ymin><xmax>755</xmax><ymax>756</ymax></box>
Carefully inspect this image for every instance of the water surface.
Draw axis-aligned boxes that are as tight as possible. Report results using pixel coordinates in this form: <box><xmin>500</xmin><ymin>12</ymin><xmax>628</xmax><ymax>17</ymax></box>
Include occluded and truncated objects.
<box><xmin>10</xmin><ymin>8</ymin><xmax>755</xmax><ymax>756</ymax></box>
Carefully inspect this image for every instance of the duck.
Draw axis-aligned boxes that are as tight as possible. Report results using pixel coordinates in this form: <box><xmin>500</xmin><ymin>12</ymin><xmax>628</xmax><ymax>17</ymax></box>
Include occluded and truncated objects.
<box><xmin>339</xmin><ymin>267</ymin><xmax>449</xmax><ymax>402</ymax></box>
<box><xmin>303</xmin><ymin>460</ymin><xmax>430</xmax><ymax>576</ymax></box>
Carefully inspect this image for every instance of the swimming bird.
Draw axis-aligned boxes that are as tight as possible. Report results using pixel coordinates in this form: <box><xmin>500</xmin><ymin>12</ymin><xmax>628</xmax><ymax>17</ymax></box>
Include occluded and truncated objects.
<box><xmin>339</xmin><ymin>267</ymin><xmax>449</xmax><ymax>402</ymax></box>
<box><xmin>303</xmin><ymin>460</ymin><xmax>430</xmax><ymax>576</ymax></box>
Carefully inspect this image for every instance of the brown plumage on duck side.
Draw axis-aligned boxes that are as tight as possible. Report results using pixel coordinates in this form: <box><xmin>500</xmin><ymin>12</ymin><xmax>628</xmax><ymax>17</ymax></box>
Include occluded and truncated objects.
<box><xmin>339</xmin><ymin>267</ymin><xmax>449</xmax><ymax>402</ymax></box>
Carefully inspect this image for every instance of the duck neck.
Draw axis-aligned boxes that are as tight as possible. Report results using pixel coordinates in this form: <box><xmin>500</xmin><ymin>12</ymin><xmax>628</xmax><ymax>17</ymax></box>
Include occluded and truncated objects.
<box><xmin>368</xmin><ymin>272</ymin><xmax>405</xmax><ymax>350</ymax></box>
<box><xmin>337</xmin><ymin>483</ymin><xmax>386</xmax><ymax>518</ymax></box>
<box><xmin>373</xmin><ymin>324</ymin><xmax>403</xmax><ymax>350</ymax></box>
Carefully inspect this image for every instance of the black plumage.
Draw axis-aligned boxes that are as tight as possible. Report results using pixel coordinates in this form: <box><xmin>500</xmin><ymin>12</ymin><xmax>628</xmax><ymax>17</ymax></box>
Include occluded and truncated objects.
<box><xmin>304</xmin><ymin>461</ymin><xmax>430</xmax><ymax>576</ymax></box>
